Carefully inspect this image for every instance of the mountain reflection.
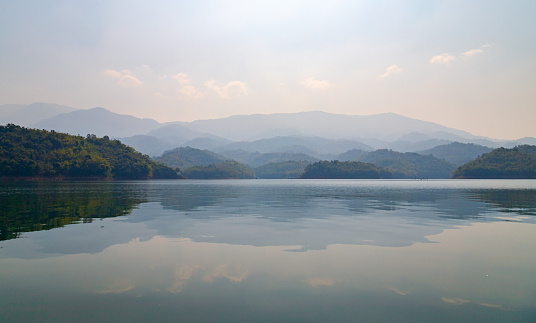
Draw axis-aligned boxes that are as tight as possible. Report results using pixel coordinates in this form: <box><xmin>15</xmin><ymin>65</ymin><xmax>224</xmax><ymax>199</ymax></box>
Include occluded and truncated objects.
<box><xmin>1</xmin><ymin>180</ymin><xmax>535</xmax><ymax>251</ymax></box>
<box><xmin>0</xmin><ymin>181</ymin><xmax>146</xmax><ymax>241</ymax></box>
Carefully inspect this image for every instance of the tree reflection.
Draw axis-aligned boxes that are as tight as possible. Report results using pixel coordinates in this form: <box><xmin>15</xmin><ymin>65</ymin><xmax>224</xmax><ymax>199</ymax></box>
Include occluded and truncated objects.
<box><xmin>0</xmin><ymin>181</ymin><xmax>146</xmax><ymax>241</ymax></box>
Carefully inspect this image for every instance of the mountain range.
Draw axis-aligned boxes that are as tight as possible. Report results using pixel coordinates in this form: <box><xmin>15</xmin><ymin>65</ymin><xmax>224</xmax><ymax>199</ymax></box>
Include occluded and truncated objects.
<box><xmin>2</xmin><ymin>103</ymin><xmax>536</xmax><ymax>158</ymax></box>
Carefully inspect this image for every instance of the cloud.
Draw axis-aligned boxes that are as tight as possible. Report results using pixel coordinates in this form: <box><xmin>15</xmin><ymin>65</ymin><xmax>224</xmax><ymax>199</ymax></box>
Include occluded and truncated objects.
<box><xmin>173</xmin><ymin>73</ymin><xmax>191</xmax><ymax>85</ymax></box>
<box><xmin>442</xmin><ymin>297</ymin><xmax>470</xmax><ymax>305</ymax></box>
<box><xmin>430</xmin><ymin>53</ymin><xmax>456</xmax><ymax>64</ymax></box>
<box><xmin>463</xmin><ymin>48</ymin><xmax>484</xmax><ymax>57</ymax></box>
<box><xmin>103</xmin><ymin>69</ymin><xmax>143</xmax><ymax>86</ymax></box>
<box><xmin>380</xmin><ymin>65</ymin><xmax>403</xmax><ymax>78</ymax></box>
<box><xmin>301</xmin><ymin>77</ymin><xmax>332</xmax><ymax>90</ymax></box>
<box><xmin>202</xmin><ymin>264</ymin><xmax>249</xmax><ymax>283</ymax></box>
<box><xmin>178</xmin><ymin>85</ymin><xmax>204</xmax><ymax>99</ymax></box>
<box><xmin>205</xmin><ymin>80</ymin><xmax>248</xmax><ymax>99</ymax></box>
<box><xmin>386</xmin><ymin>287</ymin><xmax>410</xmax><ymax>295</ymax></box>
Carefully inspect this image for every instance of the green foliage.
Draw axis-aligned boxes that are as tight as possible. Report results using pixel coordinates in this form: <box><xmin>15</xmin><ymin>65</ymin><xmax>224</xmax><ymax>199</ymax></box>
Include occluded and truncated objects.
<box><xmin>0</xmin><ymin>124</ymin><xmax>179</xmax><ymax>179</ymax></box>
<box><xmin>182</xmin><ymin>161</ymin><xmax>256</xmax><ymax>179</ymax></box>
<box><xmin>451</xmin><ymin>146</ymin><xmax>536</xmax><ymax>179</ymax></box>
<box><xmin>419</xmin><ymin>142</ymin><xmax>492</xmax><ymax>166</ymax></box>
<box><xmin>358</xmin><ymin>149</ymin><xmax>456</xmax><ymax>179</ymax></box>
<box><xmin>154</xmin><ymin>146</ymin><xmax>227</xmax><ymax>170</ymax></box>
<box><xmin>300</xmin><ymin>160</ymin><xmax>392</xmax><ymax>179</ymax></box>
<box><xmin>254</xmin><ymin>160</ymin><xmax>312</xmax><ymax>179</ymax></box>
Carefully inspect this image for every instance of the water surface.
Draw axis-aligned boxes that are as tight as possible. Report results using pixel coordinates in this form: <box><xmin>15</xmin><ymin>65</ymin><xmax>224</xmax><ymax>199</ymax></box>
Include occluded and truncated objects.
<box><xmin>1</xmin><ymin>180</ymin><xmax>535</xmax><ymax>322</ymax></box>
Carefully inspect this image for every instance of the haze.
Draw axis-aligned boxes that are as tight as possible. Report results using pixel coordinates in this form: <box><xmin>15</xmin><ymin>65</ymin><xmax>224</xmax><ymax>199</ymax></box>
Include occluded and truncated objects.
<box><xmin>1</xmin><ymin>1</ymin><xmax>535</xmax><ymax>139</ymax></box>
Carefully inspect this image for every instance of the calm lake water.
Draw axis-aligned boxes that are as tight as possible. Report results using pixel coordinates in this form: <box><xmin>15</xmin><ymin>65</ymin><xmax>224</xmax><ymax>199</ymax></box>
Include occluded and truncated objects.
<box><xmin>1</xmin><ymin>179</ymin><xmax>535</xmax><ymax>322</ymax></box>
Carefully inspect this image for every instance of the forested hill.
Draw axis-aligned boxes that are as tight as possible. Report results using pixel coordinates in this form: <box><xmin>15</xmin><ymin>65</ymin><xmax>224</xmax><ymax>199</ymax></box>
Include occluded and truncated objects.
<box><xmin>300</xmin><ymin>160</ymin><xmax>392</xmax><ymax>179</ymax></box>
<box><xmin>0</xmin><ymin>124</ymin><xmax>179</xmax><ymax>180</ymax></box>
<box><xmin>451</xmin><ymin>145</ymin><xmax>536</xmax><ymax>179</ymax></box>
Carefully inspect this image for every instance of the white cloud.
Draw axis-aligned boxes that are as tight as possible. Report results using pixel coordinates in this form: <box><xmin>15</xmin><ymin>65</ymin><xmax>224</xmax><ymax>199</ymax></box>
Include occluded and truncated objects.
<box><xmin>205</xmin><ymin>80</ymin><xmax>248</xmax><ymax>99</ymax></box>
<box><xmin>173</xmin><ymin>73</ymin><xmax>191</xmax><ymax>85</ymax></box>
<box><xmin>178</xmin><ymin>85</ymin><xmax>204</xmax><ymax>100</ymax></box>
<box><xmin>103</xmin><ymin>69</ymin><xmax>143</xmax><ymax>86</ymax></box>
<box><xmin>463</xmin><ymin>48</ymin><xmax>484</xmax><ymax>57</ymax></box>
<box><xmin>430</xmin><ymin>53</ymin><xmax>456</xmax><ymax>64</ymax></box>
<box><xmin>301</xmin><ymin>77</ymin><xmax>332</xmax><ymax>90</ymax></box>
<box><xmin>380</xmin><ymin>65</ymin><xmax>403</xmax><ymax>78</ymax></box>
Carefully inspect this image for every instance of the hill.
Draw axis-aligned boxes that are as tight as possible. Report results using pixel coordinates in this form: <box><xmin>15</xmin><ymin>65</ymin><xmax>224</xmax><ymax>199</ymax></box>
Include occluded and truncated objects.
<box><xmin>0</xmin><ymin>124</ymin><xmax>179</xmax><ymax>180</ymax></box>
<box><xmin>254</xmin><ymin>161</ymin><xmax>312</xmax><ymax>179</ymax></box>
<box><xmin>0</xmin><ymin>102</ymin><xmax>78</xmax><ymax>127</ymax></box>
<box><xmin>451</xmin><ymin>146</ymin><xmax>536</xmax><ymax>179</ymax></box>
<box><xmin>182</xmin><ymin>161</ymin><xmax>255</xmax><ymax>179</ymax></box>
<box><xmin>219</xmin><ymin>149</ymin><xmax>318</xmax><ymax>168</ymax></box>
<box><xmin>418</xmin><ymin>142</ymin><xmax>492</xmax><ymax>166</ymax></box>
<box><xmin>33</xmin><ymin>107</ymin><xmax>162</xmax><ymax>138</ymax></box>
<box><xmin>300</xmin><ymin>160</ymin><xmax>392</xmax><ymax>179</ymax></box>
<box><xmin>154</xmin><ymin>146</ymin><xmax>228</xmax><ymax>170</ymax></box>
<box><xmin>184</xmin><ymin>111</ymin><xmax>479</xmax><ymax>142</ymax></box>
<box><xmin>357</xmin><ymin>149</ymin><xmax>456</xmax><ymax>179</ymax></box>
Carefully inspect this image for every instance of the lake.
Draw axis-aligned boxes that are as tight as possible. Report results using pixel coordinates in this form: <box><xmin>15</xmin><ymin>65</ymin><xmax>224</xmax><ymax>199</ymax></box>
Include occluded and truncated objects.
<box><xmin>1</xmin><ymin>179</ymin><xmax>535</xmax><ymax>322</ymax></box>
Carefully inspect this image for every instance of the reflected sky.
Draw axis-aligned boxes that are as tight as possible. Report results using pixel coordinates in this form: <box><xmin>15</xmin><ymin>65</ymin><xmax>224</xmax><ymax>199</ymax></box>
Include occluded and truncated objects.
<box><xmin>0</xmin><ymin>180</ymin><xmax>535</xmax><ymax>322</ymax></box>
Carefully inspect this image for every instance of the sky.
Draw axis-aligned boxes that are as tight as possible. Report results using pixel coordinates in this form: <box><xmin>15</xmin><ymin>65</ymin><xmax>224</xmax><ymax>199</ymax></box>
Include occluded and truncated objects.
<box><xmin>1</xmin><ymin>0</ymin><xmax>535</xmax><ymax>139</ymax></box>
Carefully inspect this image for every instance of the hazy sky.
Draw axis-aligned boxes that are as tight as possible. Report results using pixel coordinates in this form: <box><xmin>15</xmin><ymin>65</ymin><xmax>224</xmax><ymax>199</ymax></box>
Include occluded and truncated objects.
<box><xmin>1</xmin><ymin>1</ymin><xmax>535</xmax><ymax>139</ymax></box>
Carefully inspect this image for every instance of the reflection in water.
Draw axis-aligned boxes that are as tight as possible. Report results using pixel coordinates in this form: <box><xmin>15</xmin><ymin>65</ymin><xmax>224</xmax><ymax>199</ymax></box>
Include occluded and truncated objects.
<box><xmin>0</xmin><ymin>181</ymin><xmax>147</xmax><ymax>241</ymax></box>
<box><xmin>0</xmin><ymin>180</ymin><xmax>535</xmax><ymax>322</ymax></box>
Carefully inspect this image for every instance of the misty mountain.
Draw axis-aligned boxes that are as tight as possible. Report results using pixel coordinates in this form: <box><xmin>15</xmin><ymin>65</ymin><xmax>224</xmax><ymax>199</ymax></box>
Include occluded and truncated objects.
<box><xmin>356</xmin><ymin>149</ymin><xmax>456</xmax><ymax>178</ymax></box>
<box><xmin>146</xmin><ymin>123</ymin><xmax>232</xmax><ymax>147</ymax></box>
<box><xmin>213</xmin><ymin>136</ymin><xmax>372</xmax><ymax>158</ymax></box>
<box><xmin>118</xmin><ymin>135</ymin><xmax>174</xmax><ymax>157</ymax></box>
<box><xmin>418</xmin><ymin>142</ymin><xmax>493</xmax><ymax>166</ymax></box>
<box><xmin>218</xmin><ymin>149</ymin><xmax>319</xmax><ymax>168</ymax></box>
<box><xmin>33</xmin><ymin>107</ymin><xmax>162</xmax><ymax>137</ymax></box>
<box><xmin>153</xmin><ymin>146</ymin><xmax>228</xmax><ymax>170</ymax></box>
<box><xmin>380</xmin><ymin>139</ymin><xmax>451</xmax><ymax>152</ymax></box>
<box><xmin>0</xmin><ymin>102</ymin><xmax>78</xmax><ymax>127</ymax></box>
<box><xmin>183</xmin><ymin>111</ymin><xmax>481</xmax><ymax>142</ymax></box>
<box><xmin>336</xmin><ymin>149</ymin><xmax>368</xmax><ymax>161</ymax></box>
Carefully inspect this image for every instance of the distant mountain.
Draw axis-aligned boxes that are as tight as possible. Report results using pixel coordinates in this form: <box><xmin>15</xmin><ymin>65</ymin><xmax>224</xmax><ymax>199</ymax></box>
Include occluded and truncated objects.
<box><xmin>337</xmin><ymin>149</ymin><xmax>367</xmax><ymax>161</ymax></box>
<box><xmin>452</xmin><ymin>146</ymin><xmax>536</xmax><ymax>179</ymax></box>
<box><xmin>501</xmin><ymin>137</ymin><xmax>536</xmax><ymax>148</ymax></box>
<box><xmin>118</xmin><ymin>135</ymin><xmax>174</xmax><ymax>157</ymax></box>
<box><xmin>218</xmin><ymin>149</ymin><xmax>319</xmax><ymax>168</ymax></box>
<box><xmin>357</xmin><ymin>149</ymin><xmax>456</xmax><ymax>179</ymax></box>
<box><xmin>419</xmin><ymin>142</ymin><xmax>492</xmax><ymax>166</ymax></box>
<box><xmin>153</xmin><ymin>146</ymin><xmax>228</xmax><ymax>170</ymax></box>
<box><xmin>0</xmin><ymin>102</ymin><xmax>78</xmax><ymax>127</ymax></box>
<box><xmin>33</xmin><ymin>107</ymin><xmax>162</xmax><ymax>137</ymax></box>
<box><xmin>184</xmin><ymin>111</ymin><xmax>480</xmax><ymax>142</ymax></box>
<box><xmin>381</xmin><ymin>139</ymin><xmax>451</xmax><ymax>152</ymax></box>
<box><xmin>214</xmin><ymin>136</ymin><xmax>372</xmax><ymax>158</ymax></box>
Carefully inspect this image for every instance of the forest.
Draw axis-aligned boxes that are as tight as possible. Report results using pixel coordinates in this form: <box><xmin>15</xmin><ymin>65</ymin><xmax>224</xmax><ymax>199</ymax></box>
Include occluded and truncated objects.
<box><xmin>0</xmin><ymin>124</ymin><xmax>179</xmax><ymax>180</ymax></box>
<box><xmin>300</xmin><ymin>160</ymin><xmax>392</xmax><ymax>179</ymax></box>
<box><xmin>451</xmin><ymin>146</ymin><xmax>536</xmax><ymax>179</ymax></box>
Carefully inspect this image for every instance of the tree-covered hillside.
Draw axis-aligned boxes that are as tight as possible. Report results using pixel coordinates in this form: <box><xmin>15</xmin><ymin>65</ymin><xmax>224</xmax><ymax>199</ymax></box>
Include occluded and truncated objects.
<box><xmin>418</xmin><ymin>142</ymin><xmax>492</xmax><ymax>166</ymax></box>
<box><xmin>182</xmin><ymin>161</ymin><xmax>255</xmax><ymax>179</ymax></box>
<box><xmin>357</xmin><ymin>149</ymin><xmax>456</xmax><ymax>179</ymax></box>
<box><xmin>254</xmin><ymin>160</ymin><xmax>312</xmax><ymax>179</ymax></box>
<box><xmin>154</xmin><ymin>146</ymin><xmax>227</xmax><ymax>170</ymax></box>
<box><xmin>300</xmin><ymin>160</ymin><xmax>392</xmax><ymax>179</ymax></box>
<box><xmin>0</xmin><ymin>124</ymin><xmax>179</xmax><ymax>179</ymax></box>
<box><xmin>451</xmin><ymin>146</ymin><xmax>536</xmax><ymax>179</ymax></box>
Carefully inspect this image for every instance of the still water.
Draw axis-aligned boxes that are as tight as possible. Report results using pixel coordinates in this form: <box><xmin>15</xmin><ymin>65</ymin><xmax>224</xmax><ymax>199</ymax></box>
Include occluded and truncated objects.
<box><xmin>1</xmin><ymin>179</ymin><xmax>535</xmax><ymax>322</ymax></box>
